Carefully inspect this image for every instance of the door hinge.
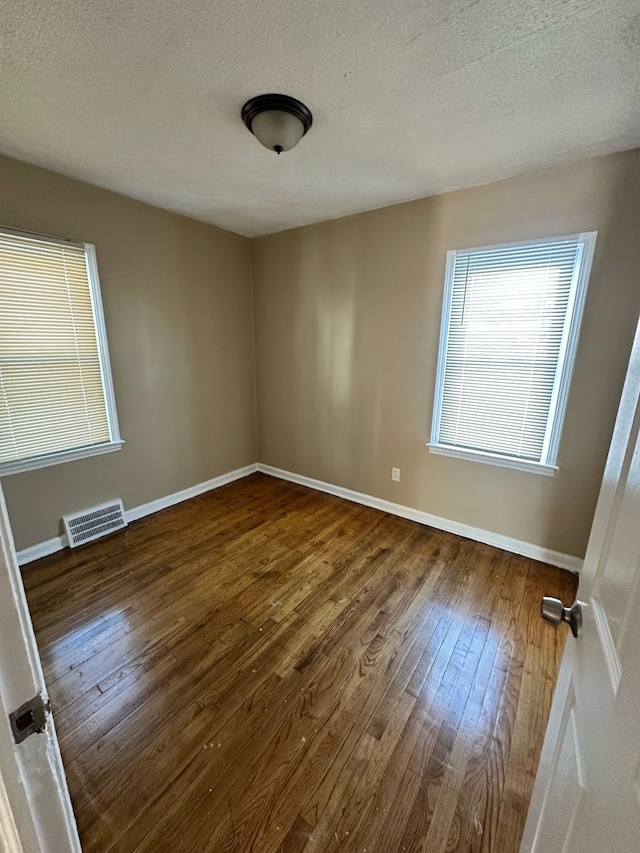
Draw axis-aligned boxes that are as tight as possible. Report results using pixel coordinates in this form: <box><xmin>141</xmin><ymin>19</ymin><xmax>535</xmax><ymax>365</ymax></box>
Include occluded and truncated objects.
<box><xmin>9</xmin><ymin>694</ymin><xmax>49</xmax><ymax>744</ymax></box>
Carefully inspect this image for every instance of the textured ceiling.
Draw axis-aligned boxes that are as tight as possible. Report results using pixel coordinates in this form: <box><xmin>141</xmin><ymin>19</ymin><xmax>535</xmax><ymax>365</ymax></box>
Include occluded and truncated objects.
<box><xmin>1</xmin><ymin>0</ymin><xmax>639</xmax><ymax>237</ymax></box>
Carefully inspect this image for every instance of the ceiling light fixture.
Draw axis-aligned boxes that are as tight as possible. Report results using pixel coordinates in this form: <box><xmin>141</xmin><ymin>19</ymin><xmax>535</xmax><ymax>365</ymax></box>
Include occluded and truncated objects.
<box><xmin>241</xmin><ymin>94</ymin><xmax>313</xmax><ymax>155</ymax></box>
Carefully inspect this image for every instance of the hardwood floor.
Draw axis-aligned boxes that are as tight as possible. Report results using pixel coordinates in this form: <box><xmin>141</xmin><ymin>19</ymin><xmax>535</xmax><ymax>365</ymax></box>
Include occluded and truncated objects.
<box><xmin>22</xmin><ymin>473</ymin><xmax>577</xmax><ymax>852</ymax></box>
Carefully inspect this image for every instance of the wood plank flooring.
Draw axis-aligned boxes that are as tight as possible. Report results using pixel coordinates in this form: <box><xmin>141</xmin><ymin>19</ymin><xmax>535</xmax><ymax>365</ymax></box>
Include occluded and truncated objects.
<box><xmin>22</xmin><ymin>473</ymin><xmax>577</xmax><ymax>852</ymax></box>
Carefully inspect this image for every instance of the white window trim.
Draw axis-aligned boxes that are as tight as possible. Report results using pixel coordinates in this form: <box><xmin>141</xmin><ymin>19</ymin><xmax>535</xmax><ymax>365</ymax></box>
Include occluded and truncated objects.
<box><xmin>0</xmin><ymin>227</ymin><xmax>124</xmax><ymax>477</ymax></box>
<box><xmin>0</xmin><ymin>439</ymin><xmax>125</xmax><ymax>476</ymax></box>
<box><xmin>427</xmin><ymin>443</ymin><xmax>558</xmax><ymax>476</ymax></box>
<box><xmin>428</xmin><ymin>231</ymin><xmax>597</xmax><ymax>475</ymax></box>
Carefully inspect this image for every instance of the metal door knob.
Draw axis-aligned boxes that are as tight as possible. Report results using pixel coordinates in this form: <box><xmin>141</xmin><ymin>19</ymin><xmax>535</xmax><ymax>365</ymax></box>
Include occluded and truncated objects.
<box><xmin>541</xmin><ymin>597</ymin><xmax>583</xmax><ymax>638</ymax></box>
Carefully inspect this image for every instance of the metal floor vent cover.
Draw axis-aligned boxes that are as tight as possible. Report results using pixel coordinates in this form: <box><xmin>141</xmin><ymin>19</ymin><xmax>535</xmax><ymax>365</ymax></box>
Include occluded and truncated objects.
<box><xmin>63</xmin><ymin>499</ymin><xmax>127</xmax><ymax>548</ymax></box>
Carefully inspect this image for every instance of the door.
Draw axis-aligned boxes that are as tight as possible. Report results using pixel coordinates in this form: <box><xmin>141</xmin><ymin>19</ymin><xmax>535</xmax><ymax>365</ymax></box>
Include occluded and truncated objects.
<box><xmin>0</xmin><ymin>482</ymin><xmax>80</xmax><ymax>852</ymax></box>
<box><xmin>521</xmin><ymin>317</ymin><xmax>640</xmax><ymax>852</ymax></box>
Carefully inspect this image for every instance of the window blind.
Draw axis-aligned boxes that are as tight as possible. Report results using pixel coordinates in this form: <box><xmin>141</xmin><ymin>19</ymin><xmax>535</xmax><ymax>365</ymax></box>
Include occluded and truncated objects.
<box><xmin>434</xmin><ymin>237</ymin><xmax>588</xmax><ymax>464</ymax></box>
<box><xmin>0</xmin><ymin>231</ymin><xmax>113</xmax><ymax>468</ymax></box>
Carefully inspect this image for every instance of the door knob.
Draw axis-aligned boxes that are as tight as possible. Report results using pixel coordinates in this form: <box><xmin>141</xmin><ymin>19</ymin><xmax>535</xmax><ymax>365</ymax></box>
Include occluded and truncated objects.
<box><xmin>541</xmin><ymin>597</ymin><xmax>583</xmax><ymax>638</ymax></box>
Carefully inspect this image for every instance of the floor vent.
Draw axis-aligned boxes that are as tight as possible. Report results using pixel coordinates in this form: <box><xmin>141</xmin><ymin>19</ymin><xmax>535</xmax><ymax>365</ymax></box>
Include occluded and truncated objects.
<box><xmin>63</xmin><ymin>500</ymin><xmax>127</xmax><ymax>548</ymax></box>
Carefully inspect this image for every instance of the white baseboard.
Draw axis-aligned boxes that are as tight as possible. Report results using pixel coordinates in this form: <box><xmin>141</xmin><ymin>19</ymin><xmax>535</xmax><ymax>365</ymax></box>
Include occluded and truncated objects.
<box><xmin>17</xmin><ymin>460</ymin><xmax>583</xmax><ymax>574</ymax></box>
<box><xmin>17</xmin><ymin>535</ymin><xmax>68</xmax><ymax>566</ymax></box>
<box><xmin>124</xmin><ymin>463</ymin><xmax>259</xmax><ymax>523</ymax></box>
<box><xmin>257</xmin><ymin>464</ymin><xmax>583</xmax><ymax>574</ymax></box>
<box><xmin>16</xmin><ymin>463</ymin><xmax>259</xmax><ymax>566</ymax></box>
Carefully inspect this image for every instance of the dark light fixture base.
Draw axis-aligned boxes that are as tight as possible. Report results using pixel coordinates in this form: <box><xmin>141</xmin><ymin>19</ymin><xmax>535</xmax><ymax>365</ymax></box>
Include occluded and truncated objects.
<box><xmin>241</xmin><ymin>94</ymin><xmax>313</xmax><ymax>138</ymax></box>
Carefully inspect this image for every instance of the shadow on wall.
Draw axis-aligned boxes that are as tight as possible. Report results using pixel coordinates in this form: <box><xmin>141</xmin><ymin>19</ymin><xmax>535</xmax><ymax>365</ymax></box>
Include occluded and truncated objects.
<box><xmin>541</xmin><ymin>152</ymin><xmax>640</xmax><ymax>555</ymax></box>
<box><xmin>291</xmin><ymin>226</ymin><xmax>357</xmax><ymax>479</ymax></box>
<box><xmin>289</xmin><ymin>199</ymin><xmax>447</xmax><ymax>491</ymax></box>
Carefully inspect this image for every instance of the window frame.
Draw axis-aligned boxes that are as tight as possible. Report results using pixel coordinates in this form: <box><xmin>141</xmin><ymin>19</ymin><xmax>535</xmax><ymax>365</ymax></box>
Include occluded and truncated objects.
<box><xmin>428</xmin><ymin>231</ymin><xmax>597</xmax><ymax>476</ymax></box>
<box><xmin>0</xmin><ymin>226</ymin><xmax>124</xmax><ymax>476</ymax></box>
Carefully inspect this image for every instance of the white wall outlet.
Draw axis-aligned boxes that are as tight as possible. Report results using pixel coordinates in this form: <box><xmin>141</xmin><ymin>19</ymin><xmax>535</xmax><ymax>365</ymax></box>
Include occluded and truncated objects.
<box><xmin>391</xmin><ymin>467</ymin><xmax>400</xmax><ymax>482</ymax></box>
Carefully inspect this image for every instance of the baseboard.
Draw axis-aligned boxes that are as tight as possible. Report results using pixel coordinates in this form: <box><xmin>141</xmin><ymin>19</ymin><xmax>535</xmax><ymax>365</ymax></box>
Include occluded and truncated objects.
<box><xmin>16</xmin><ymin>463</ymin><xmax>259</xmax><ymax>566</ymax></box>
<box><xmin>16</xmin><ymin>535</ymin><xmax>68</xmax><ymax>566</ymax></box>
<box><xmin>257</xmin><ymin>464</ymin><xmax>583</xmax><ymax>574</ymax></box>
<box><xmin>124</xmin><ymin>463</ymin><xmax>259</xmax><ymax>523</ymax></box>
<box><xmin>17</xmin><ymin>460</ymin><xmax>583</xmax><ymax>574</ymax></box>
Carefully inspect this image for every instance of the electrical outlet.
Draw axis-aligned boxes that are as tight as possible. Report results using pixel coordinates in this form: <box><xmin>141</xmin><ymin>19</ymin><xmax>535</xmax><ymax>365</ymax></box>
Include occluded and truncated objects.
<box><xmin>391</xmin><ymin>467</ymin><xmax>400</xmax><ymax>482</ymax></box>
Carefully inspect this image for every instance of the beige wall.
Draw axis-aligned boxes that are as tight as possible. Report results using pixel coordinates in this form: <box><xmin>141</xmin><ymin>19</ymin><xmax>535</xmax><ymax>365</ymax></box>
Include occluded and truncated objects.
<box><xmin>0</xmin><ymin>155</ymin><xmax>256</xmax><ymax>551</ymax></box>
<box><xmin>253</xmin><ymin>149</ymin><xmax>640</xmax><ymax>558</ymax></box>
<box><xmin>4</xmin><ymin>149</ymin><xmax>640</xmax><ymax>558</ymax></box>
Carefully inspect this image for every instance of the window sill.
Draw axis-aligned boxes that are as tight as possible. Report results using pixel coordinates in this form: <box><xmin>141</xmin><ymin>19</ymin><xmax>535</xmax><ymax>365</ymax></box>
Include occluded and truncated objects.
<box><xmin>426</xmin><ymin>443</ymin><xmax>558</xmax><ymax>476</ymax></box>
<box><xmin>0</xmin><ymin>440</ymin><xmax>125</xmax><ymax>477</ymax></box>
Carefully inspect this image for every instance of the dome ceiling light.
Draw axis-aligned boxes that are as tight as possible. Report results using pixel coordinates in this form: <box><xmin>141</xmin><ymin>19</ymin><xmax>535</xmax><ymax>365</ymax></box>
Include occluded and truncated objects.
<box><xmin>241</xmin><ymin>94</ymin><xmax>313</xmax><ymax>154</ymax></box>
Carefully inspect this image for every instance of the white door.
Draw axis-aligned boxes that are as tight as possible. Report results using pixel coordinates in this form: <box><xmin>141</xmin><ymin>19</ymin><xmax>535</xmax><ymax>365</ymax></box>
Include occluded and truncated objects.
<box><xmin>0</xmin><ymin>483</ymin><xmax>80</xmax><ymax>852</ymax></box>
<box><xmin>521</xmin><ymin>317</ymin><xmax>640</xmax><ymax>853</ymax></box>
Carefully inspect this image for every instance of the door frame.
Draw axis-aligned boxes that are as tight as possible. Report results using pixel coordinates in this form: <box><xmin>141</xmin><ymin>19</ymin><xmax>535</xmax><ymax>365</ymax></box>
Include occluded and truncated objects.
<box><xmin>0</xmin><ymin>481</ymin><xmax>80</xmax><ymax>852</ymax></box>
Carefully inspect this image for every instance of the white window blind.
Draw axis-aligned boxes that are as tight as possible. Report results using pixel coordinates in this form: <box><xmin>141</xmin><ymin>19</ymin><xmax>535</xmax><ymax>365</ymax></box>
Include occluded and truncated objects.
<box><xmin>430</xmin><ymin>233</ymin><xmax>596</xmax><ymax>472</ymax></box>
<box><xmin>0</xmin><ymin>229</ymin><xmax>122</xmax><ymax>475</ymax></box>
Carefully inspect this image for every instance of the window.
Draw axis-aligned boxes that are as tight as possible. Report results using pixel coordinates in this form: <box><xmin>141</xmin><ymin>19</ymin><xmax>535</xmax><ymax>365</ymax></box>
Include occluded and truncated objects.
<box><xmin>0</xmin><ymin>228</ymin><xmax>123</xmax><ymax>475</ymax></box>
<box><xmin>429</xmin><ymin>232</ymin><xmax>596</xmax><ymax>475</ymax></box>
